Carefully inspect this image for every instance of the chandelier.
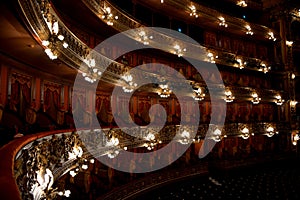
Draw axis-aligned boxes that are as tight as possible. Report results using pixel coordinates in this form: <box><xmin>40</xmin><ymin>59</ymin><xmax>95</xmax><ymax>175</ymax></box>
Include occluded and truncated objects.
<box><xmin>189</xmin><ymin>5</ymin><xmax>199</xmax><ymax>18</ymax></box>
<box><xmin>101</xmin><ymin>6</ymin><xmax>118</xmax><ymax>26</ymax></box>
<box><xmin>267</xmin><ymin>31</ymin><xmax>276</xmax><ymax>41</ymax></box>
<box><xmin>143</xmin><ymin>131</ymin><xmax>161</xmax><ymax>150</ymax></box>
<box><xmin>106</xmin><ymin>135</ymin><xmax>120</xmax><ymax>147</ymax></box>
<box><xmin>193</xmin><ymin>87</ymin><xmax>205</xmax><ymax>101</ymax></box>
<box><xmin>107</xmin><ymin>150</ymin><xmax>120</xmax><ymax>158</ymax></box>
<box><xmin>179</xmin><ymin>130</ymin><xmax>191</xmax><ymax>144</ymax></box>
<box><xmin>207</xmin><ymin>52</ymin><xmax>218</xmax><ymax>63</ymax></box>
<box><xmin>286</xmin><ymin>41</ymin><xmax>293</xmax><ymax>47</ymax></box>
<box><xmin>67</xmin><ymin>139</ymin><xmax>93</xmax><ymax>179</ymax></box>
<box><xmin>251</xmin><ymin>92</ymin><xmax>261</xmax><ymax>104</ymax></box>
<box><xmin>173</xmin><ymin>44</ymin><xmax>186</xmax><ymax>57</ymax></box>
<box><xmin>105</xmin><ymin>133</ymin><xmax>121</xmax><ymax>158</ymax></box>
<box><xmin>236</xmin><ymin>58</ymin><xmax>244</xmax><ymax>69</ymax></box>
<box><xmin>82</xmin><ymin>58</ymin><xmax>102</xmax><ymax>83</ymax></box>
<box><xmin>224</xmin><ymin>89</ymin><xmax>235</xmax><ymax>102</ymax></box>
<box><xmin>212</xmin><ymin>128</ymin><xmax>222</xmax><ymax>142</ymax></box>
<box><xmin>290</xmin><ymin>100</ymin><xmax>298</xmax><ymax>107</ymax></box>
<box><xmin>245</xmin><ymin>25</ymin><xmax>254</xmax><ymax>35</ymax></box>
<box><xmin>41</xmin><ymin>18</ymin><xmax>68</xmax><ymax>60</ymax></box>
<box><xmin>241</xmin><ymin>127</ymin><xmax>250</xmax><ymax>139</ymax></box>
<box><xmin>266</xmin><ymin>126</ymin><xmax>277</xmax><ymax>137</ymax></box>
<box><xmin>122</xmin><ymin>73</ymin><xmax>137</xmax><ymax>93</ymax></box>
<box><xmin>138</xmin><ymin>31</ymin><xmax>153</xmax><ymax>45</ymax></box>
<box><xmin>158</xmin><ymin>84</ymin><xmax>172</xmax><ymax>98</ymax></box>
<box><xmin>292</xmin><ymin>132</ymin><xmax>299</xmax><ymax>146</ymax></box>
<box><xmin>237</xmin><ymin>0</ymin><xmax>247</xmax><ymax>7</ymax></box>
<box><xmin>275</xmin><ymin>95</ymin><xmax>284</xmax><ymax>105</ymax></box>
<box><xmin>40</xmin><ymin>2</ymin><xmax>68</xmax><ymax>60</ymax></box>
<box><xmin>258</xmin><ymin>63</ymin><xmax>271</xmax><ymax>73</ymax></box>
<box><xmin>69</xmin><ymin>158</ymin><xmax>94</xmax><ymax>177</ymax></box>
<box><xmin>290</xmin><ymin>100</ymin><xmax>298</xmax><ymax>115</ymax></box>
<box><xmin>57</xmin><ymin>190</ymin><xmax>71</xmax><ymax>197</ymax></box>
<box><xmin>218</xmin><ymin>16</ymin><xmax>228</xmax><ymax>27</ymax></box>
<box><xmin>291</xmin><ymin>73</ymin><xmax>296</xmax><ymax>79</ymax></box>
<box><xmin>68</xmin><ymin>145</ymin><xmax>83</xmax><ymax>160</ymax></box>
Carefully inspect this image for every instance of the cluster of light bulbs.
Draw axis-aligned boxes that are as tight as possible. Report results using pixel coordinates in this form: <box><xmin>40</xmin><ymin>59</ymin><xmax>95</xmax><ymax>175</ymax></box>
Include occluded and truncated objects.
<box><xmin>212</xmin><ymin>128</ymin><xmax>224</xmax><ymax>142</ymax></box>
<box><xmin>138</xmin><ymin>31</ymin><xmax>153</xmax><ymax>45</ymax></box>
<box><xmin>193</xmin><ymin>87</ymin><xmax>205</xmax><ymax>101</ymax></box>
<box><xmin>291</xmin><ymin>100</ymin><xmax>298</xmax><ymax>107</ymax></box>
<box><xmin>275</xmin><ymin>95</ymin><xmax>284</xmax><ymax>105</ymax></box>
<box><xmin>101</xmin><ymin>6</ymin><xmax>118</xmax><ymax>26</ymax></box>
<box><xmin>42</xmin><ymin>20</ymin><xmax>68</xmax><ymax>60</ymax></box>
<box><xmin>268</xmin><ymin>31</ymin><xmax>276</xmax><ymax>41</ymax></box>
<box><xmin>241</xmin><ymin>127</ymin><xmax>251</xmax><ymax>139</ymax></box>
<box><xmin>237</xmin><ymin>0</ymin><xmax>247</xmax><ymax>7</ymax></box>
<box><xmin>106</xmin><ymin>135</ymin><xmax>121</xmax><ymax>158</ymax></box>
<box><xmin>82</xmin><ymin>58</ymin><xmax>102</xmax><ymax>83</ymax></box>
<box><xmin>286</xmin><ymin>41</ymin><xmax>294</xmax><ymax>47</ymax></box>
<box><xmin>207</xmin><ymin>52</ymin><xmax>218</xmax><ymax>63</ymax></box>
<box><xmin>57</xmin><ymin>190</ymin><xmax>71</xmax><ymax>197</ymax></box>
<box><xmin>236</xmin><ymin>58</ymin><xmax>245</xmax><ymax>69</ymax></box>
<box><xmin>266</xmin><ymin>126</ymin><xmax>277</xmax><ymax>137</ymax></box>
<box><xmin>218</xmin><ymin>16</ymin><xmax>228</xmax><ymax>27</ymax></box>
<box><xmin>258</xmin><ymin>63</ymin><xmax>271</xmax><ymax>73</ymax></box>
<box><xmin>40</xmin><ymin>1</ymin><xmax>68</xmax><ymax>60</ymax></box>
<box><xmin>122</xmin><ymin>73</ymin><xmax>137</xmax><ymax>93</ymax></box>
<box><xmin>189</xmin><ymin>5</ymin><xmax>199</xmax><ymax>18</ymax></box>
<box><xmin>292</xmin><ymin>132</ymin><xmax>299</xmax><ymax>146</ymax></box>
<box><xmin>245</xmin><ymin>25</ymin><xmax>254</xmax><ymax>35</ymax></box>
<box><xmin>69</xmin><ymin>159</ymin><xmax>95</xmax><ymax>177</ymax></box>
<box><xmin>144</xmin><ymin>132</ymin><xmax>162</xmax><ymax>150</ymax></box>
<box><xmin>224</xmin><ymin>90</ymin><xmax>235</xmax><ymax>102</ymax></box>
<box><xmin>179</xmin><ymin>130</ymin><xmax>191</xmax><ymax>144</ymax></box>
<box><xmin>173</xmin><ymin>44</ymin><xmax>186</xmax><ymax>57</ymax></box>
<box><xmin>251</xmin><ymin>92</ymin><xmax>261</xmax><ymax>104</ymax></box>
<box><xmin>158</xmin><ymin>84</ymin><xmax>172</xmax><ymax>98</ymax></box>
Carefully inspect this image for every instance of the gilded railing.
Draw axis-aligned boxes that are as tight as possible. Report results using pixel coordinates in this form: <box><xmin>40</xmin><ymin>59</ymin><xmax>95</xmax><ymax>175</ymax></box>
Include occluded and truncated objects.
<box><xmin>18</xmin><ymin>0</ymin><xmax>286</xmax><ymax>101</ymax></box>
<box><xmin>81</xmin><ymin>0</ymin><xmax>281</xmax><ymax>73</ymax></box>
<box><xmin>153</xmin><ymin>0</ymin><xmax>276</xmax><ymax>39</ymax></box>
<box><xmin>18</xmin><ymin>0</ymin><xmax>129</xmax><ymax>85</ymax></box>
<box><xmin>13</xmin><ymin>122</ymin><xmax>290</xmax><ymax>199</ymax></box>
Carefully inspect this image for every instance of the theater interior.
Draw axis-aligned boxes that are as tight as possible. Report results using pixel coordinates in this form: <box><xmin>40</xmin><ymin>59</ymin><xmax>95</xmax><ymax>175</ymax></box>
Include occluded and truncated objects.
<box><xmin>0</xmin><ymin>0</ymin><xmax>300</xmax><ymax>199</ymax></box>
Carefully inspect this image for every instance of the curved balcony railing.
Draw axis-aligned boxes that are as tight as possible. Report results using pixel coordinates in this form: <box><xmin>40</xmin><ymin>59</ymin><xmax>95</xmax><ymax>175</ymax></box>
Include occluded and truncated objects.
<box><xmin>18</xmin><ymin>0</ymin><xmax>286</xmax><ymax>102</ymax></box>
<box><xmin>171</xmin><ymin>0</ymin><xmax>274</xmax><ymax>38</ymax></box>
<box><xmin>82</xmin><ymin>0</ymin><xmax>280</xmax><ymax>57</ymax></box>
<box><xmin>0</xmin><ymin>121</ymin><xmax>291</xmax><ymax>200</ymax></box>
<box><xmin>18</xmin><ymin>0</ymin><xmax>128</xmax><ymax>85</ymax></box>
<box><xmin>82</xmin><ymin>0</ymin><xmax>279</xmax><ymax>61</ymax></box>
<box><xmin>83</xmin><ymin>0</ymin><xmax>279</xmax><ymax>40</ymax></box>
<box><xmin>0</xmin><ymin>129</ymin><xmax>75</xmax><ymax>200</ymax></box>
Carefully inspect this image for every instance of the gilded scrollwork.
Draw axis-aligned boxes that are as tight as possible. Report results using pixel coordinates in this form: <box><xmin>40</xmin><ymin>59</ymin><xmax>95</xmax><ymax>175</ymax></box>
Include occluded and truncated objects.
<box><xmin>15</xmin><ymin>132</ymin><xmax>84</xmax><ymax>200</ymax></box>
<box><xmin>14</xmin><ymin>121</ymin><xmax>287</xmax><ymax>199</ymax></box>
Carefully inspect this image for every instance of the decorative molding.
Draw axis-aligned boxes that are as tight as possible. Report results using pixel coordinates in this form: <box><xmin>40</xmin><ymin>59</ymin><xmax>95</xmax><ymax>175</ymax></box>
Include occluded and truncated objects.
<box><xmin>14</xmin><ymin>122</ymin><xmax>289</xmax><ymax>199</ymax></box>
<box><xmin>17</xmin><ymin>0</ymin><xmax>286</xmax><ymax>102</ymax></box>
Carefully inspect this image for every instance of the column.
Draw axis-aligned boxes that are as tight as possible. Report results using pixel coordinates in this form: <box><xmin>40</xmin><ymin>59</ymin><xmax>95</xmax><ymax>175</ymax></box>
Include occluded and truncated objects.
<box><xmin>35</xmin><ymin>78</ymin><xmax>41</xmax><ymax>110</ymax></box>
<box><xmin>0</xmin><ymin>65</ymin><xmax>8</xmax><ymax>106</ymax></box>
